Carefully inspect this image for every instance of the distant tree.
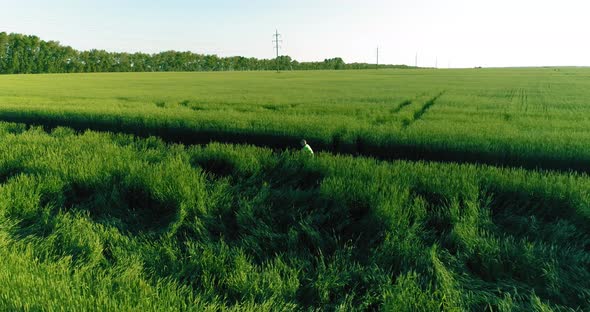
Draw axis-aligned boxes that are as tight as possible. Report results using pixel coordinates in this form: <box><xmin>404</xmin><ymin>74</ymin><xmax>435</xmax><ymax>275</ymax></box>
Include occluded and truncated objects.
<box><xmin>0</xmin><ymin>32</ymin><xmax>8</xmax><ymax>73</ymax></box>
<box><xmin>0</xmin><ymin>32</ymin><xmax>416</xmax><ymax>74</ymax></box>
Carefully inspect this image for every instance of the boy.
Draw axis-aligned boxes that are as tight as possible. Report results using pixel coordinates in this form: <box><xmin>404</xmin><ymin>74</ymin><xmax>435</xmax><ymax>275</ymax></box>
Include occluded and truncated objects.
<box><xmin>300</xmin><ymin>139</ymin><xmax>314</xmax><ymax>156</ymax></box>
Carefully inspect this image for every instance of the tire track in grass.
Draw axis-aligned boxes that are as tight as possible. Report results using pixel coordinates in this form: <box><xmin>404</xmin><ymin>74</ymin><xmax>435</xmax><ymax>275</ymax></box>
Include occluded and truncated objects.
<box><xmin>390</xmin><ymin>99</ymin><xmax>413</xmax><ymax>113</ymax></box>
<box><xmin>401</xmin><ymin>91</ymin><xmax>445</xmax><ymax>129</ymax></box>
<box><xmin>524</xmin><ymin>89</ymin><xmax>529</xmax><ymax>112</ymax></box>
<box><xmin>512</xmin><ymin>88</ymin><xmax>528</xmax><ymax>113</ymax></box>
<box><xmin>373</xmin><ymin>99</ymin><xmax>416</xmax><ymax>126</ymax></box>
<box><xmin>373</xmin><ymin>99</ymin><xmax>414</xmax><ymax>126</ymax></box>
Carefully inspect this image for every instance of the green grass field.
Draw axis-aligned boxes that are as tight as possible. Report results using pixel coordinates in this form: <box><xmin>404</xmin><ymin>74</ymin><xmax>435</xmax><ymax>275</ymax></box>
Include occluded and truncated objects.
<box><xmin>0</xmin><ymin>69</ymin><xmax>589</xmax><ymax>311</ymax></box>
<box><xmin>2</xmin><ymin>68</ymin><xmax>590</xmax><ymax>170</ymax></box>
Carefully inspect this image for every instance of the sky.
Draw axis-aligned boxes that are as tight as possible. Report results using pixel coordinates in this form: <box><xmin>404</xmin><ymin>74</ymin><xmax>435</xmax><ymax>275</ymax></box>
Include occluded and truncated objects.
<box><xmin>2</xmin><ymin>0</ymin><xmax>590</xmax><ymax>68</ymax></box>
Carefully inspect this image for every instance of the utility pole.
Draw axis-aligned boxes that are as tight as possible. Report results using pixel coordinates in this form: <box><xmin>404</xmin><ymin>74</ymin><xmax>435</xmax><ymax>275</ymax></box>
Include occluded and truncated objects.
<box><xmin>415</xmin><ymin>52</ymin><xmax>418</xmax><ymax>68</ymax></box>
<box><xmin>273</xmin><ymin>29</ymin><xmax>282</xmax><ymax>73</ymax></box>
<box><xmin>435</xmin><ymin>57</ymin><xmax>438</xmax><ymax>69</ymax></box>
<box><xmin>376</xmin><ymin>46</ymin><xmax>379</xmax><ymax>69</ymax></box>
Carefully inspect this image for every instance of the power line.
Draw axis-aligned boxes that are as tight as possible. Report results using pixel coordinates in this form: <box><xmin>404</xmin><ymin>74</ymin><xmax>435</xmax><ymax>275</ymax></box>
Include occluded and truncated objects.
<box><xmin>376</xmin><ymin>46</ymin><xmax>379</xmax><ymax>69</ymax></box>
<box><xmin>272</xmin><ymin>29</ymin><xmax>282</xmax><ymax>73</ymax></box>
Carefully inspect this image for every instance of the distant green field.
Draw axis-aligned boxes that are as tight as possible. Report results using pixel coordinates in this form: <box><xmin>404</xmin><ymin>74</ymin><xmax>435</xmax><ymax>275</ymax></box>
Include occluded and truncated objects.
<box><xmin>2</xmin><ymin>68</ymin><xmax>590</xmax><ymax>170</ymax></box>
<box><xmin>0</xmin><ymin>69</ymin><xmax>589</xmax><ymax>311</ymax></box>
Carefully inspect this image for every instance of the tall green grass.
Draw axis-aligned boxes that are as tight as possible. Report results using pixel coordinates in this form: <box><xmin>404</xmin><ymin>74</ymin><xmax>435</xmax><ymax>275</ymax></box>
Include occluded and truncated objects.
<box><xmin>1</xmin><ymin>68</ymin><xmax>590</xmax><ymax>171</ymax></box>
<box><xmin>0</xmin><ymin>122</ymin><xmax>587</xmax><ymax>310</ymax></box>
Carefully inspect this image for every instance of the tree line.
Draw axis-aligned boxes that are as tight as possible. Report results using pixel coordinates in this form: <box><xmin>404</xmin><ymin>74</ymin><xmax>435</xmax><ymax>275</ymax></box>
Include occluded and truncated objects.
<box><xmin>0</xmin><ymin>32</ymin><xmax>412</xmax><ymax>74</ymax></box>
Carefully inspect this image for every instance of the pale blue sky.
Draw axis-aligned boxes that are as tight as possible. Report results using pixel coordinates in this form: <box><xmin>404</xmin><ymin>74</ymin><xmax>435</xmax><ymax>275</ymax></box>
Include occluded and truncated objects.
<box><xmin>3</xmin><ymin>0</ymin><xmax>589</xmax><ymax>67</ymax></box>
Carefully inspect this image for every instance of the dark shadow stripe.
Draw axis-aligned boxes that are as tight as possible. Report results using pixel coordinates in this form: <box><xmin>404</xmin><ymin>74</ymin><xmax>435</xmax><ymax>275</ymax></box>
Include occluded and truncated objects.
<box><xmin>0</xmin><ymin>110</ymin><xmax>589</xmax><ymax>174</ymax></box>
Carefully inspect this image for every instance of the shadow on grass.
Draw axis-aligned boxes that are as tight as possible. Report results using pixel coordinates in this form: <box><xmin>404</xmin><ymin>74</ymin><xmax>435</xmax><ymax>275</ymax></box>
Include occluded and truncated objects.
<box><xmin>60</xmin><ymin>181</ymin><xmax>179</xmax><ymax>235</ymax></box>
